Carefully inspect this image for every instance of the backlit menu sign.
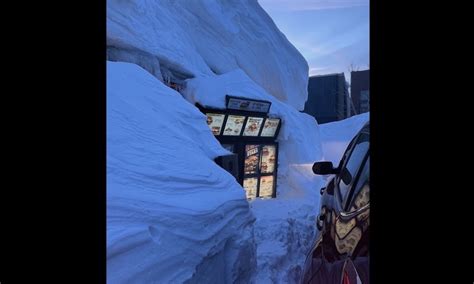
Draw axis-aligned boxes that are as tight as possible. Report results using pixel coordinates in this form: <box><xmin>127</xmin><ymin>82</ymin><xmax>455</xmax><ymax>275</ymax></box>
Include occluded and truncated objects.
<box><xmin>244</xmin><ymin>145</ymin><xmax>260</xmax><ymax>175</ymax></box>
<box><xmin>260</xmin><ymin>145</ymin><xmax>276</xmax><ymax>174</ymax></box>
<box><xmin>242</xmin><ymin>144</ymin><xmax>277</xmax><ymax>199</ymax></box>
<box><xmin>243</xmin><ymin>117</ymin><xmax>264</xmax><ymax>136</ymax></box>
<box><xmin>243</xmin><ymin>177</ymin><xmax>258</xmax><ymax>199</ymax></box>
<box><xmin>260</xmin><ymin>118</ymin><xmax>280</xmax><ymax>137</ymax></box>
<box><xmin>259</xmin><ymin>176</ymin><xmax>274</xmax><ymax>198</ymax></box>
<box><xmin>223</xmin><ymin>115</ymin><xmax>245</xmax><ymax>136</ymax></box>
<box><xmin>206</xmin><ymin>113</ymin><xmax>225</xmax><ymax>135</ymax></box>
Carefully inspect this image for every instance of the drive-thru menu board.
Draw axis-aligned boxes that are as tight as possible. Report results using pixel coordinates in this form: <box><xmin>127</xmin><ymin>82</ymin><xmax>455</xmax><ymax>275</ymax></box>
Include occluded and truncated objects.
<box><xmin>198</xmin><ymin>97</ymin><xmax>280</xmax><ymax>200</ymax></box>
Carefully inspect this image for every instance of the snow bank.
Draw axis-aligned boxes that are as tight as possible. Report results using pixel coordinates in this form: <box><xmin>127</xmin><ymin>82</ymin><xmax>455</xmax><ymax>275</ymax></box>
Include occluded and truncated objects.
<box><xmin>107</xmin><ymin>61</ymin><xmax>257</xmax><ymax>283</ymax></box>
<box><xmin>319</xmin><ymin>113</ymin><xmax>370</xmax><ymax>165</ymax></box>
<box><xmin>107</xmin><ymin>0</ymin><xmax>309</xmax><ymax>110</ymax></box>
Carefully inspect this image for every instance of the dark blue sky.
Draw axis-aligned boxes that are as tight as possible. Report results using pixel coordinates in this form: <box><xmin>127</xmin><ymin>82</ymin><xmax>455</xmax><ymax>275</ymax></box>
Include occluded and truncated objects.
<box><xmin>259</xmin><ymin>0</ymin><xmax>369</xmax><ymax>82</ymax></box>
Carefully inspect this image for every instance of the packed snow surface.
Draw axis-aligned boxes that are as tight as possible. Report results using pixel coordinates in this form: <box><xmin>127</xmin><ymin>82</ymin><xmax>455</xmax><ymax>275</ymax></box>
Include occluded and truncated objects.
<box><xmin>107</xmin><ymin>0</ymin><xmax>309</xmax><ymax>110</ymax></box>
<box><xmin>107</xmin><ymin>61</ymin><xmax>257</xmax><ymax>283</ymax></box>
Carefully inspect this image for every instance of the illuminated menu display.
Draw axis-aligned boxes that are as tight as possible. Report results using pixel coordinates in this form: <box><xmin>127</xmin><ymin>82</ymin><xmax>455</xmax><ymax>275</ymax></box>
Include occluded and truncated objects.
<box><xmin>244</xmin><ymin>145</ymin><xmax>260</xmax><ymax>175</ymax></box>
<box><xmin>260</xmin><ymin>118</ymin><xmax>280</xmax><ymax>137</ymax></box>
<box><xmin>243</xmin><ymin>177</ymin><xmax>258</xmax><ymax>199</ymax></box>
<box><xmin>260</xmin><ymin>145</ymin><xmax>276</xmax><ymax>174</ymax></box>
<box><xmin>243</xmin><ymin>117</ymin><xmax>264</xmax><ymax>136</ymax></box>
<box><xmin>206</xmin><ymin>113</ymin><xmax>225</xmax><ymax>135</ymax></box>
<box><xmin>259</xmin><ymin>176</ymin><xmax>274</xmax><ymax>198</ymax></box>
<box><xmin>223</xmin><ymin>115</ymin><xmax>245</xmax><ymax>136</ymax></box>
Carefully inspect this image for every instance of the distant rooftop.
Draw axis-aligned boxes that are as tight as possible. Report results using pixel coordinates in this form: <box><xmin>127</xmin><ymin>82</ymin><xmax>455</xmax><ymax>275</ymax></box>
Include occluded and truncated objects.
<box><xmin>309</xmin><ymin>72</ymin><xmax>345</xmax><ymax>79</ymax></box>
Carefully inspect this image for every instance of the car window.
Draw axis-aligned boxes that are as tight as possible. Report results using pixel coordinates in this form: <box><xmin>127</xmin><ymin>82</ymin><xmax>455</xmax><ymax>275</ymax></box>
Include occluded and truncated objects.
<box><xmin>348</xmin><ymin>157</ymin><xmax>369</xmax><ymax>211</ymax></box>
<box><xmin>338</xmin><ymin>135</ymin><xmax>357</xmax><ymax>169</ymax></box>
<box><xmin>338</xmin><ymin>133</ymin><xmax>369</xmax><ymax>207</ymax></box>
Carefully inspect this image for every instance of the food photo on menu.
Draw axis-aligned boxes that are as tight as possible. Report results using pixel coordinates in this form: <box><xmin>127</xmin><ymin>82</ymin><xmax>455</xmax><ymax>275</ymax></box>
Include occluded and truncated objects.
<box><xmin>206</xmin><ymin>113</ymin><xmax>225</xmax><ymax>135</ymax></box>
<box><xmin>243</xmin><ymin>117</ymin><xmax>264</xmax><ymax>136</ymax></box>
<box><xmin>243</xmin><ymin>177</ymin><xmax>258</xmax><ymax>199</ymax></box>
<box><xmin>260</xmin><ymin>118</ymin><xmax>280</xmax><ymax>137</ymax></box>
<box><xmin>244</xmin><ymin>145</ymin><xmax>260</xmax><ymax>175</ymax></box>
<box><xmin>260</xmin><ymin>145</ymin><xmax>276</xmax><ymax>174</ymax></box>
<box><xmin>223</xmin><ymin>115</ymin><xmax>245</xmax><ymax>136</ymax></box>
<box><xmin>259</xmin><ymin>175</ymin><xmax>274</xmax><ymax>198</ymax></box>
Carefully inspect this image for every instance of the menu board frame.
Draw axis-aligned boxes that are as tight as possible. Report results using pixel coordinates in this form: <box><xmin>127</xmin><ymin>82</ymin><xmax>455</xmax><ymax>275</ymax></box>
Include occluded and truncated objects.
<box><xmin>196</xmin><ymin>103</ymin><xmax>280</xmax><ymax>199</ymax></box>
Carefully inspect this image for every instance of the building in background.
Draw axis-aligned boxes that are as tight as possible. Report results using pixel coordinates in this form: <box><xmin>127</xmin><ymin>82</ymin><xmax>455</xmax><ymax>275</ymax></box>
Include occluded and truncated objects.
<box><xmin>350</xmin><ymin>69</ymin><xmax>370</xmax><ymax>114</ymax></box>
<box><xmin>303</xmin><ymin>73</ymin><xmax>352</xmax><ymax>124</ymax></box>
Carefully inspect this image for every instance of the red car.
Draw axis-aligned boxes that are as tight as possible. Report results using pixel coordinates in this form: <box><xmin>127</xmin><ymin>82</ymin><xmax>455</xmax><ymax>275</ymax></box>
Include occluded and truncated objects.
<box><xmin>302</xmin><ymin>122</ymin><xmax>369</xmax><ymax>284</ymax></box>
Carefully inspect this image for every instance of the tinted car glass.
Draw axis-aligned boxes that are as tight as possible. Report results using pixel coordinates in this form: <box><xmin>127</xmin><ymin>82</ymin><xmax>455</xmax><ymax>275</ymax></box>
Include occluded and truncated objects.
<box><xmin>338</xmin><ymin>133</ymin><xmax>369</xmax><ymax>206</ymax></box>
<box><xmin>348</xmin><ymin>156</ymin><xmax>369</xmax><ymax>211</ymax></box>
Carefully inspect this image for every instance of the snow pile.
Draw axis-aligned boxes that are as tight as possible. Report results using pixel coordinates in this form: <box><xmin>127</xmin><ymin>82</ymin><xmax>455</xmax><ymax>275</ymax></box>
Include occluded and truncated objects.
<box><xmin>107</xmin><ymin>0</ymin><xmax>309</xmax><ymax>110</ymax></box>
<box><xmin>319</xmin><ymin>113</ymin><xmax>370</xmax><ymax>165</ymax></box>
<box><xmin>183</xmin><ymin>70</ymin><xmax>324</xmax><ymax>282</ymax></box>
<box><xmin>107</xmin><ymin>61</ymin><xmax>257</xmax><ymax>283</ymax></box>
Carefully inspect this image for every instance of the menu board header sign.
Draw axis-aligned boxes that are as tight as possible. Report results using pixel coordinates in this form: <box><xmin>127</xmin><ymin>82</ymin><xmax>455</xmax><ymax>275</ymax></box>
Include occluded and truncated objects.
<box><xmin>226</xmin><ymin>96</ymin><xmax>271</xmax><ymax>113</ymax></box>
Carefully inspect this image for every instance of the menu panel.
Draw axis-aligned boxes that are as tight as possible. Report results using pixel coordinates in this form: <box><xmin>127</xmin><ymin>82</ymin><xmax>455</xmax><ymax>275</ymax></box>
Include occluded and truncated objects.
<box><xmin>243</xmin><ymin>177</ymin><xmax>258</xmax><ymax>199</ymax></box>
<box><xmin>260</xmin><ymin>118</ymin><xmax>280</xmax><ymax>137</ymax></box>
<box><xmin>244</xmin><ymin>145</ymin><xmax>260</xmax><ymax>175</ymax></box>
<box><xmin>243</xmin><ymin>117</ymin><xmax>264</xmax><ymax>136</ymax></box>
<box><xmin>206</xmin><ymin>113</ymin><xmax>225</xmax><ymax>135</ymax></box>
<box><xmin>223</xmin><ymin>115</ymin><xmax>246</xmax><ymax>136</ymax></box>
<box><xmin>259</xmin><ymin>176</ymin><xmax>274</xmax><ymax>198</ymax></box>
<box><xmin>260</xmin><ymin>145</ymin><xmax>276</xmax><ymax>174</ymax></box>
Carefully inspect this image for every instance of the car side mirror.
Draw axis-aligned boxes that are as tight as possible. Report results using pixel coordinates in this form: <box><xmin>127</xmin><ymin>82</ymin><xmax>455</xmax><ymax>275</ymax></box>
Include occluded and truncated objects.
<box><xmin>312</xmin><ymin>161</ymin><xmax>338</xmax><ymax>175</ymax></box>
